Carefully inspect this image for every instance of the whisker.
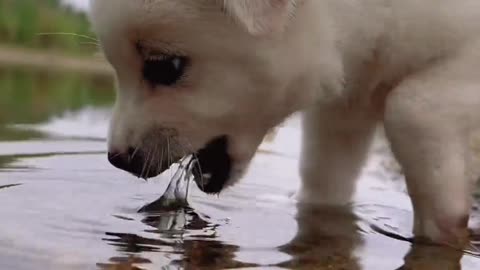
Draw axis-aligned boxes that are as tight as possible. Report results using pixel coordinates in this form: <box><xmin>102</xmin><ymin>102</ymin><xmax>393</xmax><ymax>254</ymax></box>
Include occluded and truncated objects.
<box><xmin>140</xmin><ymin>147</ymin><xmax>152</xmax><ymax>180</ymax></box>
<box><xmin>183</xmin><ymin>139</ymin><xmax>205</xmax><ymax>189</ymax></box>
<box><xmin>185</xmin><ymin>160</ymin><xmax>193</xmax><ymax>200</ymax></box>
<box><xmin>153</xmin><ymin>142</ymin><xmax>160</xmax><ymax>173</ymax></box>
<box><xmin>192</xmin><ymin>152</ymin><xmax>205</xmax><ymax>190</ymax></box>
<box><xmin>37</xmin><ymin>32</ymin><xmax>99</xmax><ymax>43</ymax></box>
<box><xmin>139</xmin><ymin>153</ymin><xmax>148</xmax><ymax>179</ymax></box>
<box><xmin>145</xmin><ymin>142</ymin><xmax>158</xmax><ymax>179</ymax></box>
<box><xmin>177</xmin><ymin>140</ymin><xmax>193</xmax><ymax>159</ymax></box>
<box><xmin>170</xmin><ymin>152</ymin><xmax>187</xmax><ymax>181</ymax></box>
<box><xmin>178</xmin><ymin>139</ymin><xmax>203</xmax><ymax>189</ymax></box>
<box><xmin>155</xmin><ymin>144</ymin><xmax>164</xmax><ymax>177</ymax></box>
<box><xmin>167</xmin><ymin>136</ymin><xmax>172</xmax><ymax>179</ymax></box>
<box><xmin>172</xmin><ymin>139</ymin><xmax>200</xmax><ymax>192</ymax></box>
<box><xmin>183</xmin><ymin>156</ymin><xmax>196</xmax><ymax>203</ymax></box>
<box><xmin>109</xmin><ymin>151</ymin><xmax>123</xmax><ymax>160</ymax></box>
<box><xmin>170</xmin><ymin>139</ymin><xmax>191</xmax><ymax>164</ymax></box>
<box><xmin>79</xmin><ymin>41</ymin><xmax>102</xmax><ymax>47</ymax></box>
<box><xmin>181</xmin><ymin>139</ymin><xmax>196</xmax><ymax>154</ymax></box>
<box><xmin>159</xmin><ymin>144</ymin><xmax>165</xmax><ymax>173</ymax></box>
<box><xmin>130</xmin><ymin>146</ymin><xmax>141</xmax><ymax>161</ymax></box>
<box><xmin>174</xmin><ymin>138</ymin><xmax>190</xmax><ymax>158</ymax></box>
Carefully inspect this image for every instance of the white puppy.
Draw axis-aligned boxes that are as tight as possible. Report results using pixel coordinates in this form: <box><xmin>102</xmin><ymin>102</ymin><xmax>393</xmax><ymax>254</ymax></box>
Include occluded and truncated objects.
<box><xmin>89</xmin><ymin>0</ymin><xmax>480</xmax><ymax>246</ymax></box>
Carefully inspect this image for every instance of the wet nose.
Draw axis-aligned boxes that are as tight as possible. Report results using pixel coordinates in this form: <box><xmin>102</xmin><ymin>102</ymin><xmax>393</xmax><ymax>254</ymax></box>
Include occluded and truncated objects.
<box><xmin>108</xmin><ymin>148</ymin><xmax>164</xmax><ymax>179</ymax></box>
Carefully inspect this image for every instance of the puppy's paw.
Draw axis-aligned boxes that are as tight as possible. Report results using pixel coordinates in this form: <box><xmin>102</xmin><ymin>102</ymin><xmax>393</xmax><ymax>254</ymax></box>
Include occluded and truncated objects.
<box><xmin>414</xmin><ymin>215</ymin><xmax>471</xmax><ymax>249</ymax></box>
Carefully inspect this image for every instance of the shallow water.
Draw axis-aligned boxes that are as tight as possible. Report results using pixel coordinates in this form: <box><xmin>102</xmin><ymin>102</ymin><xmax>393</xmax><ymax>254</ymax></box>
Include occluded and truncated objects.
<box><xmin>0</xmin><ymin>67</ymin><xmax>480</xmax><ymax>270</ymax></box>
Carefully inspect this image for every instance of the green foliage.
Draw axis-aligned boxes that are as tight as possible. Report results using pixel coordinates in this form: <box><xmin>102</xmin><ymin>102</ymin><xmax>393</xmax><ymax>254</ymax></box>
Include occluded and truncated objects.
<box><xmin>0</xmin><ymin>0</ymin><xmax>96</xmax><ymax>54</ymax></box>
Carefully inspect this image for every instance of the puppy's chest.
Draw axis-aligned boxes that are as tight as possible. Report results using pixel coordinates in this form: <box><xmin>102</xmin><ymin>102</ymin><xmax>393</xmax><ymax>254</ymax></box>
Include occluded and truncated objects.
<box><xmin>341</xmin><ymin>52</ymin><xmax>400</xmax><ymax>114</ymax></box>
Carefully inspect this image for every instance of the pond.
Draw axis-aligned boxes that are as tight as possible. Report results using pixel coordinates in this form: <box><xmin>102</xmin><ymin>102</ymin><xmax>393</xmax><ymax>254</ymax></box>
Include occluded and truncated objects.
<box><xmin>0</xmin><ymin>66</ymin><xmax>479</xmax><ymax>270</ymax></box>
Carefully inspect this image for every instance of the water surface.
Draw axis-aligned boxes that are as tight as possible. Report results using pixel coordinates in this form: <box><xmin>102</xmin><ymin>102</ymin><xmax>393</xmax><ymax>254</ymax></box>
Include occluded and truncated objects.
<box><xmin>0</xmin><ymin>67</ymin><xmax>479</xmax><ymax>270</ymax></box>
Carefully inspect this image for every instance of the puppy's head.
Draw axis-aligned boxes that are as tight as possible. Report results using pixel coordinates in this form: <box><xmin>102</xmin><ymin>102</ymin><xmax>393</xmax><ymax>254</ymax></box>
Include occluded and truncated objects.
<box><xmin>89</xmin><ymin>0</ymin><xmax>340</xmax><ymax>193</ymax></box>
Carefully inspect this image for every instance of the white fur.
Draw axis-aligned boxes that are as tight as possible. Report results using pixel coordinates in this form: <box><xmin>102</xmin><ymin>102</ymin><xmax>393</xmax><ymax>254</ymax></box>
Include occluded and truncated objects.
<box><xmin>90</xmin><ymin>0</ymin><xmax>480</xmax><ymax>246</ymax></box>
<box><xmin>223</xmin><ymin>0</ymin><xmax>298</xmax><ymax>35</ymax></box>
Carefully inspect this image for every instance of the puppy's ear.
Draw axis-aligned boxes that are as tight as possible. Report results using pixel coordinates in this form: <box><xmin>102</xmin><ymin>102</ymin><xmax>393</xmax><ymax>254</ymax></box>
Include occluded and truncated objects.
<box><xmin>223</xmin><ymin>0</ymin><xmax>298</xmax><ymax>36</ymax></box>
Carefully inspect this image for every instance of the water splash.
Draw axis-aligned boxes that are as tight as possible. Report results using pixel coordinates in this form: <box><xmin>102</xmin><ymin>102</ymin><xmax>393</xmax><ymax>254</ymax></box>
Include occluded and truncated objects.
<box><xmin>138</xmin><ymin>156</ymin><xmax>196</xmax><ymax>212</ymax></box>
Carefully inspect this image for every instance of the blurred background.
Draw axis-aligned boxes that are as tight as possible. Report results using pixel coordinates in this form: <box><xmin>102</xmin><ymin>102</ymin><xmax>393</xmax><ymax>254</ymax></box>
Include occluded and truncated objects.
<box><xmin>0</xmin><ymin>0</ymin><xmax>113</xmax><ymax>142</ymax></box>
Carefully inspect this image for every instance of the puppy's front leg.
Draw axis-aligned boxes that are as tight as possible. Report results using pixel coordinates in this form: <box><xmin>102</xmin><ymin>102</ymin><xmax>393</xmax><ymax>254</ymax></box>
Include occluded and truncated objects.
<box><xmin>298</xmin><ymin>102</ymin><xmax>377</xmax><ymax>206</ymax></box>
<box><xmin>384</xmin><ymin>55</ymin><xmax>480</xmax><ymax>246</ymax></box>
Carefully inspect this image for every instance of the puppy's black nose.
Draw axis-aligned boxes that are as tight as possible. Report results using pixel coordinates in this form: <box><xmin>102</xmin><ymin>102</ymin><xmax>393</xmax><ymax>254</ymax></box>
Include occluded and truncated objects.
<box><xmin>108</xmin><ymin>148</ymin><xmax>163</xmax><ymax>179</ymax></box>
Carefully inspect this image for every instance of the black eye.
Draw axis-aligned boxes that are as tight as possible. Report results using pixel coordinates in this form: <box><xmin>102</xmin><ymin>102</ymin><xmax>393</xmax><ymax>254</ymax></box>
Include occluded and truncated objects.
<box><xmin>142</xmin><ymin>56</ymin><xmax>188</xmax><ymax>87</ymax></box>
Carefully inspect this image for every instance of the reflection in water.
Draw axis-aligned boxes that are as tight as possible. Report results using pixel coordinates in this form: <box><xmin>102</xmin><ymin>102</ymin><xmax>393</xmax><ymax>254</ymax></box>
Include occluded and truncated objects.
<box><xmin>0</xmin><ymin>155</ymin><xmax>17</xmax><ymax>169</ymax></box>
<box><xmin>0</xmin><ymin>67</ymin><xmax>113</xmax><ymax>127</ymax></box>
<box><xmin>101</xmin><ymin>200</ymin><xmax>477</xmax><ymax>270</ymax></box>
<box><xmin>141</xmin><ymin>207</ymin><xmax>214</xmax><ymax>235</ymax></box>
<box><xmin>0</xmin><ymin>126</ymin><xmax>46</xmax><ymax>141</ymax></box>
<box><xmin>0</xmin><ymin>151</ymin><xmax>105</xmax><ymax>171</ymax></box>
<box><xmin>280</xmin><ymin>203</ymin><xmax>479</xmax><ymax>270</ymax></box>
<box><xmin>398</xmin><ymin>245</ymin><xmax>463</xmax><ymax>270</ymax></box>
<box><xmin>0</xmin><ymin>183</ymin><xmax>22</xmax><ymax>190</ymax></box>
<box><xmin>279</xmin><ymin>204</ymin><xmax>362</xmax><ymax>270</ymax></box>
<box><xmin>97</xmin><ymin>256</ymin><xmax>151</xmax><ymax>270</ymax></box>
<box><xmin>101</xmin><ymin>205</ymin><xmax>255</xmax><ymax>270</ymax></box>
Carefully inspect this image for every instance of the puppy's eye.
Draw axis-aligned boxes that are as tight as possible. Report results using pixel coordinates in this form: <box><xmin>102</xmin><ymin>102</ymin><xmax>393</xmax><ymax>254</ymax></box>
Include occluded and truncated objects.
<box><xmin>143</xmin><ymin>55</ymin><xmax>188</xmax><ymax>87</ymax></box>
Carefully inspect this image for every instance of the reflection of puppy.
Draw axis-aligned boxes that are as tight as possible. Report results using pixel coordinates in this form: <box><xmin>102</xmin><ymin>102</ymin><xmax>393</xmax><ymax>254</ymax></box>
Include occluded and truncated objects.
<box><xmin>279</xmin><ymin>205</ymin><xmax>362</xmax><ymax>269</ymax></box>
<box><xmin>398</xmin><ymin>245</ymin><xmax>463</xmax><ymax>270</ymax></box>
<box><xmin>89</xmin><ymin>0</ymin><xmax>480</xmax><ymax>246</ymax></box>
<box><xmin>102</xmin><ymin>209</ymin><xmax>249</xmax><ymax>269</ymax></box>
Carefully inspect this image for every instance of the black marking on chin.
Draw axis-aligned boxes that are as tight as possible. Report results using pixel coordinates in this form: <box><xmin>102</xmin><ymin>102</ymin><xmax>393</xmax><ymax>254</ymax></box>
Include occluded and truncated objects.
<box><xmin>193</xmin><ymin>136</ymin><xmax>231</xmax><ymax>194</ymax></box>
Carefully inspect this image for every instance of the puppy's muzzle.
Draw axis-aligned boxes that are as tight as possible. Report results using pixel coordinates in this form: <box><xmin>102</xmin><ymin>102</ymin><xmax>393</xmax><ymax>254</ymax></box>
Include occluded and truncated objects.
<box><xmin>108</xmin><ymin>148</ymin><xmax>174</xmax><ymax>179</ymax></box>
<box><xmin>108</xmin><ymin>136</ymin><xmax>233</xmax><ymax>194</ymax></box>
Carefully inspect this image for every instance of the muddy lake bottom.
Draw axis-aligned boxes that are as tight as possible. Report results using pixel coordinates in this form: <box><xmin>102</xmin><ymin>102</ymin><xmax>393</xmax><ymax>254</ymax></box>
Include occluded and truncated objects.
<box><xmin>0</xmin><ymin>67</ymin><xmax>480</xmax><ymax>270</ymax></box>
